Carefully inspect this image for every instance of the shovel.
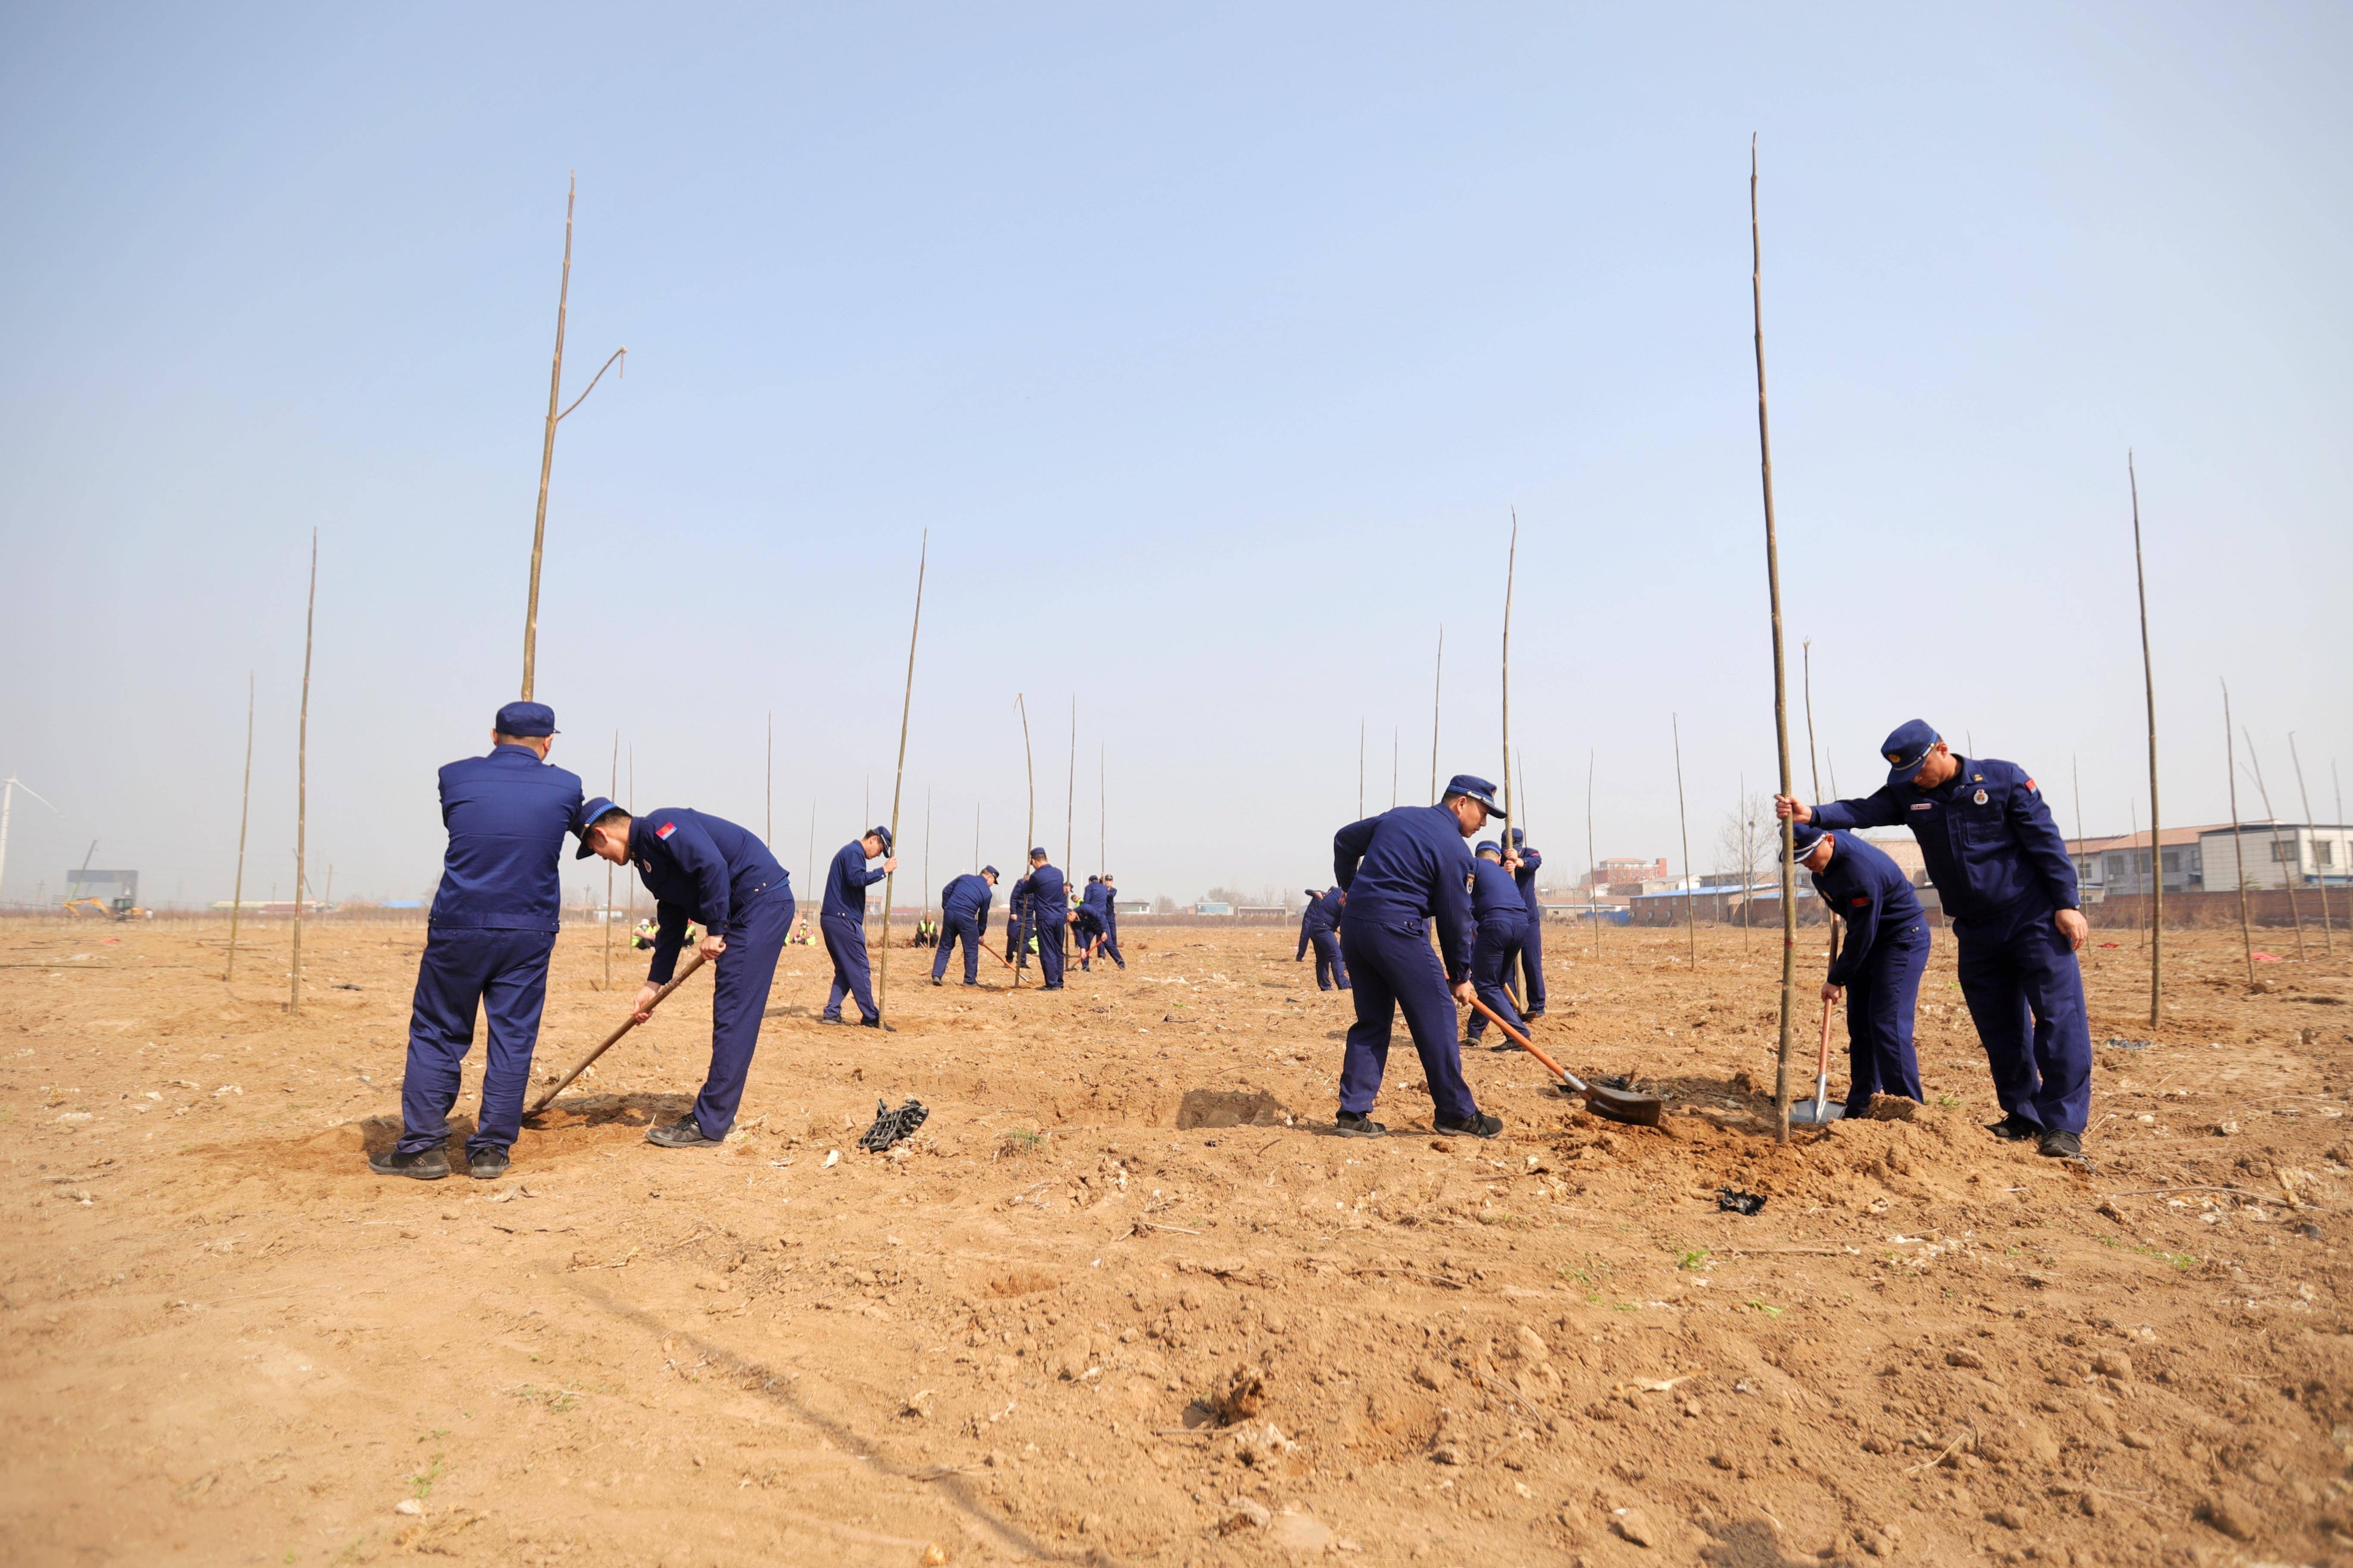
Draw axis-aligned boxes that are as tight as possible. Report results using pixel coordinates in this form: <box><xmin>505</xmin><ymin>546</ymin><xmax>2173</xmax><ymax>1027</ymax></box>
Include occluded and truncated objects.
<box><xmin>1787</xmin><ymin>993</ymin><xmax>1845</xmax><ymax>1126</ymax></box>
<box><xmin>524</xmin><ymin>949</ymin><xmax>708</xmax><ymax>1118</ymax></box>
<box><xmin>1464</xmin><ymin>994</ymin><xmax>1663</xmax><ymax>1127</ymax></box>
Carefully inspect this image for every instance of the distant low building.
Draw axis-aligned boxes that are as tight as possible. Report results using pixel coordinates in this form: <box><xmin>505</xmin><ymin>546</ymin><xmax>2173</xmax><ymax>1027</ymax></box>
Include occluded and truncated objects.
<box><xmin>2197</xmin><ymin>823</ymin><xmax>2352</xmax><ymax>892</ymax></box>
<box><xmin>2064</xmin><ymin>825</ymin><xmax>2215</xmax><ymax>899</ymax></box>
<box><xmin>1192</xmin><ymin>901</ymin><xmax>1234</xmax><ymax>916</ymax></box>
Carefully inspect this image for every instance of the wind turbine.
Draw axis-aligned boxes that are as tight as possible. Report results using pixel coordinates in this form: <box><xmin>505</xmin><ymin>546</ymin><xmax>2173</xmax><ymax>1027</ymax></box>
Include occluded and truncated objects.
<box><xmin>0</xmin><ymin>776</ymin><xmax>59</xmax><ymax>905</ymax></box>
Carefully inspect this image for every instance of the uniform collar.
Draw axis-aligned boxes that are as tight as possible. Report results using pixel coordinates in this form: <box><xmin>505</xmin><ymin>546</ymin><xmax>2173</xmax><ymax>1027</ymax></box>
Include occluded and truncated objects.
<box><xmin>489</xmin><ymin>743</ymin><xmax>541</xmax><ymax>762</ymax></box>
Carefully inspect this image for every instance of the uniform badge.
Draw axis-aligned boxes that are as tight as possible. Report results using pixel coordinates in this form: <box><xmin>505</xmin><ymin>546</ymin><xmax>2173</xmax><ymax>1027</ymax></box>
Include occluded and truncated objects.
<box><xmin>637</xmin><ymin>858</ymin><xmax>651</xmax><ymax>873</ymax></box>
<box><xmin>1973</xmin><ymin>788</ymin><xmax>1988</xmax><ymax>805</ymax></box>
<box><xmin>1850</xmin><ymin>896</ymin><xmax>1869</xmax><ymax>908</ymax></box>
<box><xmin>655</xmin><ymin>821</ymin><xmax>676</xmax><ymax>840</ymax></box>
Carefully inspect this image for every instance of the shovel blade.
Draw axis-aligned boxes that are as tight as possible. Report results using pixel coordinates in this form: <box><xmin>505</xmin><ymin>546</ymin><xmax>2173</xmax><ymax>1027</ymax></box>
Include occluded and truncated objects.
<box><xmin>1583</xmin><ymin>1086</ymin><xmax>1665</xmax><ymax>1127</ymax></box>
<box><xmin>1788</xmin><ymin>1077</ymin><xmax>1844</xmax><ymax>1126</ymax></box>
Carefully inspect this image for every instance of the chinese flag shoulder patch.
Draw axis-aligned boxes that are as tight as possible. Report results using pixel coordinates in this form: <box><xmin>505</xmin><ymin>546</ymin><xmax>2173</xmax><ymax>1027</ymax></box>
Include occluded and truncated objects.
<box><xmin>1851</xmin><ymin>896</ymin><xmax>1870</xmax><ymax>907</ymax></box>
<box><xmin>2024</xmin><ymin>778</ymin><xmax>2037</xmax><ymax>791</ymax></box>
<box><xmin>655</xmin><ymin>821</ymin><xmax>676</xmax><ymax>840</ymax></box>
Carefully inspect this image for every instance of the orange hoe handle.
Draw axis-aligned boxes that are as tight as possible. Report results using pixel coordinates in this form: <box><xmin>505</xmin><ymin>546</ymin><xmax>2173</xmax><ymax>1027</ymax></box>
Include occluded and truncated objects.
<box><xmin>525</xmin><ymin>948</ymin><xmax>708</xmax><ymax>1118</ymax></box>
<box><xmin>1464</xmin><ymin>993</ymin><xmax>1585</xmax><ymax>1091</ymax></box>
<box><xmin>978</xmin><ymin>938</ymin><xmax>1015</xmax><ymax>970</ymax></box>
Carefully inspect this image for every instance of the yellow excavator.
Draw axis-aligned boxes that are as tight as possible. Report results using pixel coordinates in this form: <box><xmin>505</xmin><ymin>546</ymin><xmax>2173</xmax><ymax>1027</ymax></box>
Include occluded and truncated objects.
<box><xmin>62</xmin><ymin>844</ymin><xmax>146</xmax><ymax>918</ymax></box>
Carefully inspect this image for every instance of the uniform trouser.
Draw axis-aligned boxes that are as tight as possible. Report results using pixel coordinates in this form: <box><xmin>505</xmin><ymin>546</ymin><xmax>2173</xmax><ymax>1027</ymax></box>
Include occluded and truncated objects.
<box><xmin>396</xmin><ymin>927</ymin><xmax>555</xmax><ymax>1157</ymax></box>
<box><xmin>1516</xmin><ymin>914</ymin><xmax>1547</xmax><ymax>1012</ymax></box>
<box><xmin>1953</xmin><ymin>902</ymin><xmax>2092</xmax><ymax>1134</ymax></box>
<box><xmin>1840</xmin><ymin>919</ymin><xmax>1929</xmax><ymax>1112</ymax></box>
<box><xmin>822</xmin><ymin>911</ymin><xmax>877</xmax><ymax>1022</ymax></box>
<box><xmin>1073</xmin><ymin>915</ymin><xmax>1103</xmax><ymax>968</ymax></box>
<box><xmin>1307</xmin><ymin>928</ymin><xmax>1350</xmax><ymax>990</ymax></box>
<box><xmin>1034</xmin><ymin>915</ymin><xmax>1067</xmax><ymax>987</ymax></box>
<box><xmin>1464</xmin><ymin>917</ymin><xmax>1527</xmax><ymax>1041</ymax></box>
<box><xmin>688</xmin><ymin>889</ymin><xmax>794</xmax><ymax>1139</ymax></box>
<box><xmin>1336</xmin><ymin>915</ymin><xmax>1477</xmax><ymax>1124</ymax></box>
<box><xmin>1098</xmin><ymin>926</ymin><xmax>1125</xmax><ymax>968</ymax></box>
<box><xmin>932</xmin><ymin>912</ymin><xmax>983</xmax><ymax>984</ymax></box>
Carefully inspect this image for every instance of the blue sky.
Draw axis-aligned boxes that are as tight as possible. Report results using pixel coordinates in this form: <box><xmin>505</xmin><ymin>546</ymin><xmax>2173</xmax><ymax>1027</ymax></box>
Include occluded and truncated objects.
<box><xmin>2</xmin><ymin>3</ymin><xmax>2347</xmax><ymax>908</ymax></box>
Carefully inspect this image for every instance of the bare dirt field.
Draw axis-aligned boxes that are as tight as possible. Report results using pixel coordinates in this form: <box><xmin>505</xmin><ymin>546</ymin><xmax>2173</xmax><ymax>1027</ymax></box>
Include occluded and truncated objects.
<box><xmin>4</xmin><ymin>915</ymin><xmax>2351</xmax><ymax>1568</ymax></box>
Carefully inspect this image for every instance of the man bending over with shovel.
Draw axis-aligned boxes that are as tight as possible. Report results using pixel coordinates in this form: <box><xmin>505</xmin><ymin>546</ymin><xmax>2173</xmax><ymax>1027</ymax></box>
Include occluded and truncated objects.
<box><xmin>579</xmin><ymin>799</ymin><xmax>796</xmax><ymax>1149</ymax></box>
<box><xmin>1777</xmin><ymin>721</ymin><xmax>2090</xmax><ymax>1160</ymax></box>
<box><xmin>1790</xmin><ymin>818</ymin><xmax>1929</xmax><ymax>1118</ymax></box>
<box><xmin>1328</xmin><ymin>774</ymin><xmax>1502</xmax><ymax>1140</ymax></box>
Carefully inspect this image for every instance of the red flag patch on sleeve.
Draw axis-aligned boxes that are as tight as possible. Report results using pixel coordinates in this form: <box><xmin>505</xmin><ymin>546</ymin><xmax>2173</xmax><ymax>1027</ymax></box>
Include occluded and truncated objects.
<box><xmin>655</xmin><ymin>821</ymin><xmax>676</xmax><ymax>840</ymax></box>
<box><xmin>1851</xmin><ymin>896</ymin><xmax>1870</xmax><ymax>907</ymax></box>
<box><xmin>2024</xmin><ymin>778</ymin><xmax>2037</xmax><ymax>791</ymax></box>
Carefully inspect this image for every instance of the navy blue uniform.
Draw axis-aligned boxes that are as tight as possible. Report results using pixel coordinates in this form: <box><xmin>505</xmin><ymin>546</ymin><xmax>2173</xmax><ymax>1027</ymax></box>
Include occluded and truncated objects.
<box><xmin>1331</xmin><ymin>806</ymin><xmax>1479</xmax><ymax>1123</ymax></box>
<box><xmin>1096</xmin><ymin>878</ymin><xmax>1126</xmax><ymax>968</ymax></box>
<box><xmin>1075</xmin><ymin>881</ymin><xmax>1111</xmax><ymax>970</ymax></box>
<box><xmin>933</xmin><ymin>873</ymin><xmax>992</xmax><ymax>985</ymax></box>
<box><xmin>1512</xmin><ymin>842</ymin><xmax>1547</xmax><ymax>1013</ymax></box>
<box><xmin>1463</xmin><ymin>856</ymin><xmax>1530</xmax><ymax>1045</ymax></box>
<box><xmin>631</xmin><ymin>808</ymin><xmax>794</xmax><ymax>1139</ymax></box>
<box><xmin>1295</xmin><ymin>888</ymin><xmax>1350</xmax><ymax>990</ymax></box>
<box><xmin>820</xmin><ymin>840</ymin><xmax>887</xmax><ymax>1022</ymax></box>
<box><xmin>1812</xmin><ymin>757</ymin><xmax>2088</xmax><ymax>1133</ymax></box>
<box><xmin>397</xmin><ymin>744</ymin><xmax>585</xmax><ymax>1159</ymax></box>
<box><xmin>1012</xmin><ymin>862</ymin><xmax>1069</xmax><ymax>987</ymax></box>
<box><xmin>1811</xmin><ymin>832</ymin><xmax>1931</xmax><ymax>1112</ymax></box>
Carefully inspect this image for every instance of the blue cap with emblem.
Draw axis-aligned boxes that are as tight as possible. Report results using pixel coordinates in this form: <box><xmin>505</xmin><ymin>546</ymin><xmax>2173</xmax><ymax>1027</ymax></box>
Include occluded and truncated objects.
<box><xmin>574</xmin><ymin>796</ymin><xmax>623</xmax><ymax>858</ymax></box>
<box><xmin>1787</xmin><ymin>818</ymin><xmax>1828</xmax><ymax>859</ymax></box>
<box><xmin>1881</xmin><ymin>719</ymin><xmax>1941</xmax><ymax>786</ymax></box>
<box><xmin>1442</xmin><ymin>774</ymin><xmax>1507</xmax><ymax>817</ymax></box>
<box><xmin>1475</xmin><ymin>840</ymin><xmax>1502</xmax><ymax>857</ymax></box>
<box><xmin>982</xmin><ymin>865</ymin><xmax>1000</xmax><ymax>878</ymax></box>
<box><xmin>496</xmin><ymin>700</ymin><xmax>558</xmax><ymax>738</ymax></box>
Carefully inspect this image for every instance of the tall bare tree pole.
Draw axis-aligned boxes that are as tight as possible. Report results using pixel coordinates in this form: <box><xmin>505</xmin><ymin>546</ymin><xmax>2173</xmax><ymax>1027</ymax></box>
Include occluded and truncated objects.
<box><xmin>2128</xmin><ymin>453</ymin><xmax>2164</xmax><ymax>1024</ymax></box>
<box><xmin>2223</xmin><ymin>681</ymin><xmax>2255</xmax><ymax>987</ymax></box>
<box><xmin>1500</xmin><ymin>509</ymin><xmax>1518</xmax><ymax>834</ymax></box>
<box><xmin>2289</xmin><ymin>733</ymin><xmax>2333</xmax><ymax>950</ymax></box>
<box><xmin>1064</xmin><ymin>696</ymin><xmax>1076</xmax><ymax>877</ymax></box>
<box><xmin>1429</xmin><ymin>627</ymin><xmax>1443</xmax><ymax>803</ymax></box>
<box><xmin>1015</xmin><ymin>694</ymin><xmax>1035</xmax><ymax>986</ymax></box>
<box><xmin>1673</xmin><ymin>714</ymin><xmax>1696</xmax><ymax>968</ymax></box>
<box><xmin>604</xmin><ymin>731</ymin><xmax>618</xmax><ymax>990</ymax></box>
<box><xmin>226</xmin><ymin>672</ymin><xmax>254</xmax><ymax>981</ymax></box>
<box><xmin>1751</xmin><ymin>137</ymin><xmax>1799</xmax><ymax>1142</ymax></box>
<box><xmin>873</xmin><ymin>534</ymin><xmax>927</xmax><ymax>1025</ymax></box>
<box><xmin>519</xmin><ymin>175</ymin><xmax>626</xmax><ymax>702</ymax></box>
<box><xmin>289</xmin><ymin>531</ymin><xmax>317</xmax><ymax>1015</ymax></box>
<box><xmin>2243</xmin><ymin>730</ymin><xmax>2306</xmax><ymax>959</ymax></box>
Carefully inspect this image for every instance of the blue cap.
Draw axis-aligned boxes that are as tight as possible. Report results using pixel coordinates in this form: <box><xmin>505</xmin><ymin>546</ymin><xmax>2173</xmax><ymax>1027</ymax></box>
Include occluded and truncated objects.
<box><xmin>1509</xmin><ymin>827</ymin><xmax>1525</xmax><ymax>845</ymax></box>
<box><xmin>1474</xmin><ymin>840</ymin><xmax>1501</xmax><ymax>857</ymax></box>
<box><xmin>982</xmin><ymin>865</ymin><xmax>1000</xmax><ymax>878</ymax></box>
<box><xmin>1881</xmin><ymin>720</ymin><xmax>1941</xmax><ymax>785</ymax></box>
<box><xmin>867</xmin><ymin>825</ymin><xmax>893</xmax><ymax>853</ymax></box>
<box><xmin>1442</xmin><ymin>774</ymin><xmax>1507</xmax><ymax>817</ymax></box>
<box><xmin>1788</xmin><ymin>819</ymin><xmax>1828</xmax><ymax>859</ymax></box>
<box><xmin>574</xmin><ymin>796</ymin><xmax>624</xmax><ymax>859</ymax></box>
<box><xmin>496</xmin><ymin>700</ymin><xmax>558</xmax><ymax>738</ymax></box>
<box><xmin>1029</xmin><ymin>846</ymin><xmax>1048</xmax><ymax>859</ymax></box>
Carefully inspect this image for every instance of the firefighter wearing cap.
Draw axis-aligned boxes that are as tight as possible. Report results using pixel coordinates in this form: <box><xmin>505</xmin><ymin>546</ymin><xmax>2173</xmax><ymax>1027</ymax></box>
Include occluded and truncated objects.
<box><xmin>1791</xmin><ymin>819</ymin><xmax>1930</xmax><ymax>1115</ymax></box>
<box><xmin>1462</xmin><ymin>840</ymin><xmax>1531</xmax><ymax>1049</ymax></box>
<box><xmin>1011</xmin><ymin>849</ymin><xmax>1071</xmax><ymax>988</ymax></box>
<box><xmin>579</xmin><ymin>800</ymin><xmax>795</xmax><ymax>1146</ymax></box>
<box><xmin>1508</xmin><ymin>828</ymin><xmax>1547</xmax><ymax>1017</ymax></box>
<box><xmin>1777</xmin><ymin>721</ymin><xmax>2091</xmax><ymax>1159</ymax></box>
<box><xmin>1096</xmin><ymin>872</ymin><xmax>1128</xmax><ymax>969</ymax></box>
<box><xmin>933</xmin><ymin>865</ymin><xmax>998</xmax><ymax>986</ymax></box>
<box><xmin>1074</xmin><ymin>876</ymin><xmax>1113</xmax><ymax>970</ymax></box>
<box><xmin>1295</xmin><ymin>886</ymin><xmax>1350</xmax><ymax>990</ymax></box>
<box><xmin>373</xmin><ymin>703</ymin><xmax>585</xmax><ymax>1182</ymax></box>
<box><xmin>1327</xmin><ymin>774</ymin><xmax>1504</xmax><ymax>1140</ymax></box>
<box><xmin>820</xmin><ymin>828</ymin><xmax>898</xmax><ymax>1026</ymax></box>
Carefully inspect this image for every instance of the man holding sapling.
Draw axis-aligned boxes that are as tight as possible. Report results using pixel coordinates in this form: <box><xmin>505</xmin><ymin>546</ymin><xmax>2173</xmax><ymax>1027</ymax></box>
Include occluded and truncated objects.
<box><xmin>1776</xmin><ymin>722</ymin><xmax>2090</xmax><ymax>1159</ymax></box>
<box><xmin>579</xmin><ymin>799</ymin><xmax>797</xmax><ymax>1147</ymax></box>
<box><xmin>372</xmin><ymin>701</ymin><xmax>583</xmax><ymax>1182</ymax></box>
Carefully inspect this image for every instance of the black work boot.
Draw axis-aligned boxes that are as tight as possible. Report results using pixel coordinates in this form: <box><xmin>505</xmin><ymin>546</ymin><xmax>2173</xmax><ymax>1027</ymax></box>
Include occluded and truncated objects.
<box><xmin>1433</xmin><ymin>1112</ymin><xmax>1505</xmax><ymax>1140</ymax></box>
<box><xmin>1985</xmin><ymin>1113</ymin><xmax>2040</xmax><ymax>1143</ymax></box>
<box><xmin>1334</xmin><ymin>1111</ymin><xmax>1386</xmax><ymax>1138</ymax></box>
<box><xmin>647</xmin><ymin>1117</ymin><xmax>720</xmax><ymax>1149</ymax></box>
<box><xmin>468</xmin><ymin>1147</ymin><xmax>510</xmax><ymax>1181</ymax></box>
<box><xmin>2038</xmin><ymin>1129</ymin><xmax>2084</xmax><ymax>1161</ymax></box>
<box><xmin>369</xmin><ymin>1146</ymin><xmax>450</xmax><ymax>1181</ymax></box>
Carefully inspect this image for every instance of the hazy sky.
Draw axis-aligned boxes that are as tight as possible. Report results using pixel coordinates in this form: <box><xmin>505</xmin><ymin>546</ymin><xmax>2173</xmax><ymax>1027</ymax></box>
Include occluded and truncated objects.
<box><xmin>3</xmin><ymin>3</ymin><xmax>2348</xmax><ymax>910</ymax></box>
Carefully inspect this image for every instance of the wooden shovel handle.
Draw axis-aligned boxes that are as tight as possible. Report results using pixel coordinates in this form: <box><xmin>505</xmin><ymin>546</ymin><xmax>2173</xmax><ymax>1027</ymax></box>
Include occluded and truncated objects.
<box><xmin>1464</xmin><ymin>993</ymin><xmax>1587</xmax><ymax>1093</ymax></box>
<box><xmin>525</xmin><ymin>948</ymin><xmax>708</xmax><ymax>1118</ymax></box>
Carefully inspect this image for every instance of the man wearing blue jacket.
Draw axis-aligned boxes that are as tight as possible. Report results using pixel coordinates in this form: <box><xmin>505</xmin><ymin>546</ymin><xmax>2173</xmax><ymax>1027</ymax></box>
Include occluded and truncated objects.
<box><xmin>1329</xmin><ymin>774</ymin><xmax>1502</xmax><ymax>1140</ymax></box>
<box><xmin>819</xmin><ymin>828</ymin><xmax>898</xmax><ymax>1027</ymax></box>
<box><xmin>1462</xmin><ymin>841</ymin><xmax>1531</xmax><ymax>1049</ymax></box>
<box><xmin>1508</xmin><ymin>828</ymin><xmax>1547</xmax><ymax>1018</ymax></box>
<box><xmin>579</xmin><ymin>799</ymin><xmax>796</xmax><ymax>1148</ymax></box>
<box><xmin>374</xmin><ymin>702</ymin><xmax>585</xmax><ymax>1181</ymax></box>
<box><xmin>1792</xmin><ymin>819</ymin><xmax>1930</xmax><ymax>1115</ymax></box>
<box><xmin>1778</xmin><ymin>721</ymin><xmax>2091</xmax><ymax>1159</ymax></box>
<box><xmin>1011</xmin><ymin>849</ymin><xmax>1070</xmax><ymax>988</ymax></box>
<box><xmin>932</xmin><ymin>865</ymin><xmax>998</xmax><ymax>987</ymax></box>
<box><xmin>1075</xmin><ymin>876</ymin><xmax>1111</xmax><ymax>970</ymax></box>
<box><xmin>1294</xmin><ymin>887</ymin><xmax>1350</xmax><ymax>990</ymax></box>
<box><xmin>1095</xmin><ymin>873</ymin><xmax>1127</xmax><ymax>969</ymax></box>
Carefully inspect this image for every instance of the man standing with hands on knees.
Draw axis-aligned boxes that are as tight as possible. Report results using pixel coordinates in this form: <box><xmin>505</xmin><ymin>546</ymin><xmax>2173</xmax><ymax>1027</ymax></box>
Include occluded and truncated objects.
<box><xmin>1327</xmin><ymin>774</ymin><xmax>1502</xmax><ymax>1140</ymax></box>
<box><xmin>578</xmin><ymin>799</ymin><xmax>795</xmax><ymax>1148</ymax></box>
<box><xmin>820</xmin><ymin>827</ymin><xmax>898</xmax><ymax>1028</ymax></box>
<box><xmin>1791</xmin><ymin>818</ymin><xmax>1930</xmax><ymax>1117</ymax></box>
<box><xmin>1777</xmin><ymin>721</ymin><xmax>2090</xmax><ymax>1159</ymax></box>
<box><xmin>373</xmin><ymin>701</ymin><xmax>583</xmax><ymax>1181</ymax></box>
